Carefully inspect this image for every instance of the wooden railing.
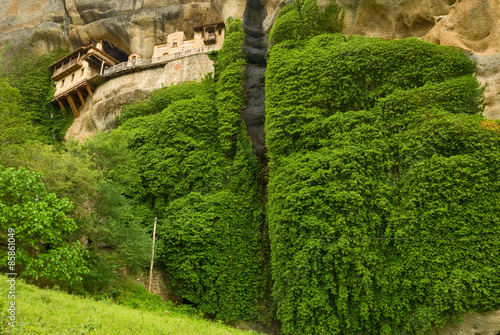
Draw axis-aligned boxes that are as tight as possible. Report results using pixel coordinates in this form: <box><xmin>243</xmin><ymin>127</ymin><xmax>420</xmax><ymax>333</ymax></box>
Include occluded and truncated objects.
<box><xmin>52</xmin><ymin>78</ymin><xmax>87</xmax><ymax>100</ymax></box>
<box><xmin>103</xmin><ymin>44</ymin><xmax>221</xmax><ymax>77</ymax></box>
<box><xmin>204</xmin><ymin>33</ymin><xmax>217</xmax><ymax>44</ymax></box>
<box><xmin>53</xmin><ymin>58</ymin><xmax>79</xmax><ymax>77</ymax></box>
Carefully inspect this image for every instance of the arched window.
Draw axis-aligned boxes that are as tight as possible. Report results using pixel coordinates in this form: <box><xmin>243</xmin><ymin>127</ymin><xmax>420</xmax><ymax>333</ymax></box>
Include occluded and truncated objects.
<box><xmin>173</xmin><ymin>42</ymin><xmax>177</xmax><ymax>47</ymax></box>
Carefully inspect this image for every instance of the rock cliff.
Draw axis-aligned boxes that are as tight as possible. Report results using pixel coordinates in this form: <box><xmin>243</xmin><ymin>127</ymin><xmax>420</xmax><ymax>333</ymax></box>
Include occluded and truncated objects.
<box><xmin>2</xmin><ymin>0</ymin><xmax>499</xmax><ymax>57</ymax></box>
<box><xmin>2</xmin><ymin>0</ymin><xmax>500</xmax><ymax>119</ymax></box>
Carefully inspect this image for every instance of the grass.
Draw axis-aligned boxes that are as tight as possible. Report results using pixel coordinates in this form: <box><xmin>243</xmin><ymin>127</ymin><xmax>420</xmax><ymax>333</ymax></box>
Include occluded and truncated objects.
<box><xmin>0</xmin><ymin>275</ymin><xmax>259</xmax><ymax>334</ymax></box>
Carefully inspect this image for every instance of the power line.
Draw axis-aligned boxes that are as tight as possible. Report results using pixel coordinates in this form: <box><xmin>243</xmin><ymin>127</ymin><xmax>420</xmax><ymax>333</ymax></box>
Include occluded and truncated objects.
<box><xmin>153</xmin><ymin>219</ymin><xmax>500</xmax><ymax>241</ymax></box>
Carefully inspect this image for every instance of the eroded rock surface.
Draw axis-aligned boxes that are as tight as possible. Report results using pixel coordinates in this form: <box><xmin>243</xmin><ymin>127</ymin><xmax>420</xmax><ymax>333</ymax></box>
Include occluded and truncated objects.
<box><xmin>436</xmin><ymin>310</ymin><xmax>500</xmax><ymax>335</ymax></box>
<box><xmin>2</xmin><ymin>0</ymin><xmax>500</xmax><ymax>56</ymax></box>
<box><xmin>1</xmin><ymin>0</ymin><xmax>500</xmax><ymax>118</ymax></box>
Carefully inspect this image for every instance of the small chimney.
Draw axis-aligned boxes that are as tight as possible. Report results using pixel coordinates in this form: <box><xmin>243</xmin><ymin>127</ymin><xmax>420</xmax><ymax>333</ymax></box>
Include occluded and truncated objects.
<box><xmin>96</xmin><ymin>40</ymin><xmax>103</xmax><ymax>50</ymax></box>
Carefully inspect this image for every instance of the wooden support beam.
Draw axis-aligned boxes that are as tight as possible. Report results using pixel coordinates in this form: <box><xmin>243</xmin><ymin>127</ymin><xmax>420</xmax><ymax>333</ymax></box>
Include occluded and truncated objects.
<box><xmin>58</xmin><ymin>100</ymin><xmax>65</xmax><ymax>110</ymax></box>
<box><xmin>85</xmin><ymin>84</ymin><xmax>93</xmax><ymax>98</ymax></box>
<box><xmin>67</xmin><ymin>95</ymin><xmax>80</xmax><ymax>118</ymax></box>
<box><xmin>77</xmin><ymin>89</ymin><xmax>86</xmax><ymax>106</ymax></box>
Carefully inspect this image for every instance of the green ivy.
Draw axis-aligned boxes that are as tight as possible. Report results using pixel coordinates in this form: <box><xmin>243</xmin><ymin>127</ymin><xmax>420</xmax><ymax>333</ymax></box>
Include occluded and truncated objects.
<box><xmin>269</xmin><ymin>0</ymin><xmax>343</xmax><ymax>48</ymax></box>
<box><xmin>265</xmin><ymin>19</ymin><xmax>500</xmax><ymax>335</ymax></box>
<box><xmin>216</xmin><ymin>17</ymin><xmax>246</xmax><ymax>155</ymax></box>
<box><xmin>0</xmin><ymin>44</ymin><xmax>72</xmax><ymax>143</ymax></box>
<box><xmin>111</xmin><ymin>18</ymin><xmax>265</xmax><ymax>321</ymax></box>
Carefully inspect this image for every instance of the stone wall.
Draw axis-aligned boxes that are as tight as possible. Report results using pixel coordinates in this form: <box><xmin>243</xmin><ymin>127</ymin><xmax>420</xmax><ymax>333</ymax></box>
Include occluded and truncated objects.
<box><xmin>134</xmin><ymin>265</ymin><xmax>182</xmax><ymax>304</ymax></box>
<box><xmin>65</xmin><ymin>52</ymin><xmax>214</xmax><ymax>140</ymax></box>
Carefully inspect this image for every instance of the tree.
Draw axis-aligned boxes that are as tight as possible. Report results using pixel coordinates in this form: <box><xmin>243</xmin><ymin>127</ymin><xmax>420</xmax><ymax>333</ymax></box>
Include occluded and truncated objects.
<box><xmin>0</xmin><ymin>165</ymin><xmax>89</xmax><ymax>288</ymax></box>
<box><xmin>0</xmin><ymin>77</ymin><xmax>35</xmax><ymax>145</ymax></box>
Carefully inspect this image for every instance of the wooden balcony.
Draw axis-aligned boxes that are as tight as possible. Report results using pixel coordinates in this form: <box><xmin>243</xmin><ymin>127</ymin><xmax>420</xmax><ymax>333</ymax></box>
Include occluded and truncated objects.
<box><xmin>204</xmin><ymin>33</ymin><xmax>217</xmax><ymax>45</ymax></box>
<box><xmin>52</xmin><ymin>58</ymin><xmax>82</xmax><ymax>81</ymax></box>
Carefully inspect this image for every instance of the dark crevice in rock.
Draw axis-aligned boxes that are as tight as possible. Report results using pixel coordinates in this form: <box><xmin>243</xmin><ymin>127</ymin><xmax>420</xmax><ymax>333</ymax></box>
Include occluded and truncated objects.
<box><xmin>60</xmin><ymin>0</ymin><xmax>72</xmax><ymax>41</ymax></box>
<box><xmin>102</xmin><ymin>40</ymin><xmax>129</xmax><ymax>62</ymax></box>
<box><xmin>242</xmin><ymin>0</ymin><xmax>267</xmax><ymax>164</ymax></box>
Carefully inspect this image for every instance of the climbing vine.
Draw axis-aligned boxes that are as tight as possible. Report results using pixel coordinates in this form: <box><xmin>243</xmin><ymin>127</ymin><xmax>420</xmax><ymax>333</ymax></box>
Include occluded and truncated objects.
<box><xmin>114</xmin><ymin>18</ymin><xmax>265</xmax><ymax>321</ymax></box>
<box><xmin>266</xmin><ymin>16</ymin><xmax>500</xmax><ymax>335</ymax></box>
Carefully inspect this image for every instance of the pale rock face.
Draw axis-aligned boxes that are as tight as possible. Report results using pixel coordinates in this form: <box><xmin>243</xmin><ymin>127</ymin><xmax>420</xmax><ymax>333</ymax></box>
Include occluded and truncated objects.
<box><xmin>435</xmin><ymin>310</ymin><xmax>500</xmax><ymax>335</ymax></box>
<box><xmin>1</xmin><ymin>0</ymin><xmax>499</xmax><ymax>56</ymax></box>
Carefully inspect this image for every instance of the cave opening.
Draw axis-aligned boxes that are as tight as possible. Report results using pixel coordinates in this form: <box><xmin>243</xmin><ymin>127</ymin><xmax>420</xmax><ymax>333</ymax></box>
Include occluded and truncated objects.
<box><xmin>91</xmin><ymin>40</ymin><xmax>129</xmax><ymax>62</ymax></box>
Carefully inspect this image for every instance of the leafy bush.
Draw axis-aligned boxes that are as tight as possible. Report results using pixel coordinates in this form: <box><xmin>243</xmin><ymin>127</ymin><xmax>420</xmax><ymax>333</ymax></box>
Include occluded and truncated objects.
<box><xmin>104</xmin><ymin>18</ymin><xmax>265</xmax><ymax>322</ymax></box>
<box><xmin>216</xmin><ymin>17</ymin><xmax>246</xmax><ymax>154</ymax></box>
<box><xmin>0</xmin><ymin>78</ymin><xmax>36</xmax><ymax>145</ymax></box>
<box><xmin>0</xmin><ymin>166</ymin><xmax>89</xmax><ymax>288</ymax></box>
<box><xmin>265</xmin><ymin>22</ymin><xmax>499</xmax><ymax>335</ymax></box>
<box><xmin>269</xmin><ymin>0</ymin><xmax>343</xmax><ymax>47</ymax></box>
<box><xmin>0</xmin><ymin>44</ymin><xmax>72</xmax><ymax>143</ymax></box>
<box><xmin>117</xmin><ymin>80</ymin><xmax>215</xmax><ymax>125</ymax></box>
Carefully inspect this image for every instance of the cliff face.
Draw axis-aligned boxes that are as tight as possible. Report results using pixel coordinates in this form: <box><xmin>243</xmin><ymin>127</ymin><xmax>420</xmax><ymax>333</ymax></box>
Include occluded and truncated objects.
<box><xmin>2</xmin><ymin>0</ymin><xmax>499</xmax><ymax>56</ymax></box>
<box><xmin>337</xmin><ymin>0</ymin><xmax>500</xmax><ymax>55</ymax></box>
<box><xmin>0</xmin><ymin>0</ymin><xmax>224</xmax><ymax>57</ymax></box>
<box><xmin>2</xmin><ymin>0</ymin><xmax>500</xmax><ymax>119</ymax></box>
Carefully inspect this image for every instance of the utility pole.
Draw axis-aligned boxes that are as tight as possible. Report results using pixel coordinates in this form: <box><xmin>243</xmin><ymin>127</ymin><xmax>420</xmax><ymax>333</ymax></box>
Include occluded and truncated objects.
<box><xmin>148</xmin><ymin>217</ymin><xmax>158</xmax><ymax>292</ymax></box>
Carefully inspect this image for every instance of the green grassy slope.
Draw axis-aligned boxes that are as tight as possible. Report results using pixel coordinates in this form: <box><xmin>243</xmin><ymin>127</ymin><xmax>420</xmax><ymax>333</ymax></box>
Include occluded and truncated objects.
<box><xmin>0</xmin><ymin>275</ymin><xmax>258</xmax><ymax>334</ymax></box>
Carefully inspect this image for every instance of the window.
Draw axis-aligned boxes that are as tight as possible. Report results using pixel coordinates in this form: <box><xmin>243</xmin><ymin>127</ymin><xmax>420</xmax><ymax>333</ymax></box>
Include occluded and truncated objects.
<box><xmin>173</xmin><ymin>42</ymin><xmax>177</xmax><ymax>47</ymax></box>
<box><xmin>61</xmin><ymin>79</ymin><xmax>65</xmax><ymax>87</ymax></box>
<box><xmin>218</xmin><ymin>29</ymin><xmax>221</xmax><ymax>35</ymax></box>
<box><xmin>71</xmin><ymin>73</ymin><xmax>75</xmax><ymax>82</ymax></box>
<box><xmin>81</xmin><ymin>68</ymin><xmax>85</xmax><ymax>76</ymax></box>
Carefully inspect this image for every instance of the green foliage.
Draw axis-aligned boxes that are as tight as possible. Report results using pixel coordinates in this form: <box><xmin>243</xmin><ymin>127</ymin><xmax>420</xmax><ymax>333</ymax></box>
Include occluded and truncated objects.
<box><xmin>0</xmin><ymin>275</ymin><xmax>257</xmax><ymax>334</ymax></box>
<box><xmin>117</xmin><ymin>80</ymin><xmax>215</xmax><ymax>125</ymax></box>
<box><xmin>216</xmin><ymin>17</ymin><xmax>246</xmax><ymax>154</ymax></box>
<box><xmin>108</xmin><ymin>18</ymin><xmax>265</xmax><ymax>321</ymax></box>
<box><xmin>156</xmin><ymin>131</ymin><xmax>264</xmax><ymax>320</ymax></box>
<box><xmin>0</xmin><ymin>137</ymin><xmax>151</xmax><ymax>290</ymax></box>
<box><xmin>269</xmin><ymin>0</ymin><xmax>344</xmax><ymax>47</ymax></box>
<box><xmin>120</xmin><ymin>84</ymin><xmax>221</xmax><ymax>205</ymax></box>
<box><xmin>69</xmin><ymin>132</ymin><xmax>153</xmax><ymax>279</ymax></box>
<box><xmin>0</xmin><ymin>44</ymin><xmax>72</xmax><ymax>143</ymax></box>
<box><xmin>100</xmin><ymin>276</ymin><xmax>201</xmax><ymax>318</ymax></box>
<box><xmin>0</xmin><ymin>166</ymin><xmax>89</xmax><ymax>288</ymax></box>
<box><xmin>266</xmin><ymin>29</ymin><xmax>499</xmax><ymax>334</ymax></box>
<box><xmin>0</xmin><ymin>143</ymin><xmax>101</xmax><ymax>221</ymax></box>
<box><xmin>266</xmin><ymin>34</ymin><xmax>481</xmax><ymax>159</ymax></box>
<box><xmin>0</xmin><ymin>77</ymin><xmax>36</xmax><ymax>145</ymax></box>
